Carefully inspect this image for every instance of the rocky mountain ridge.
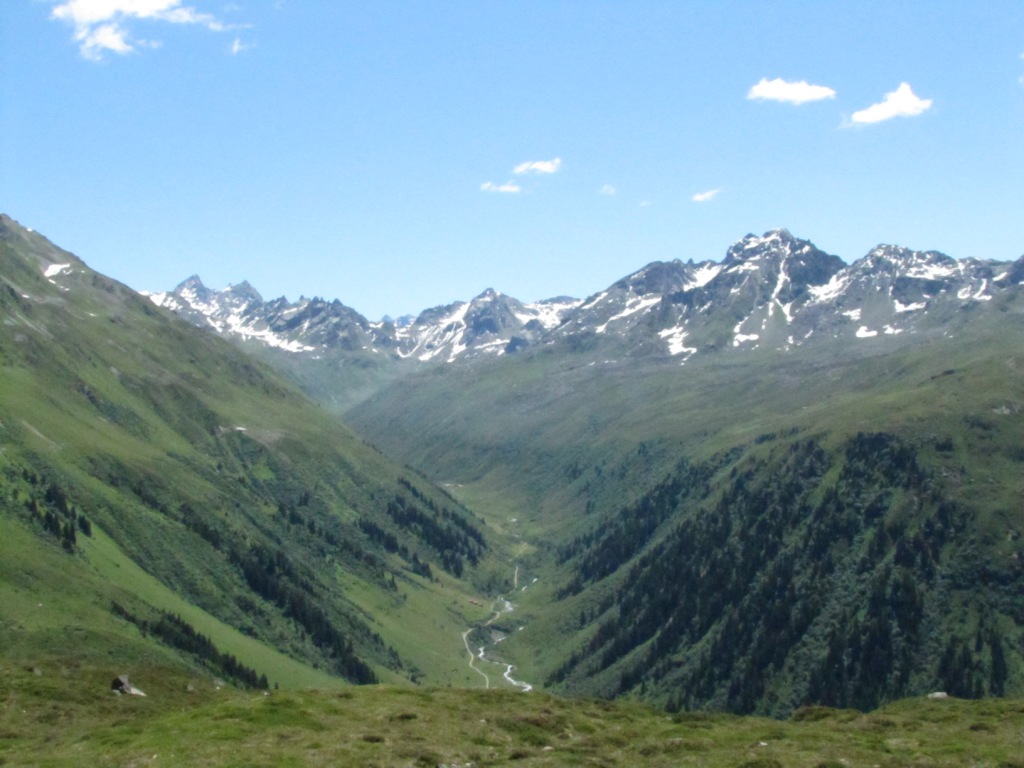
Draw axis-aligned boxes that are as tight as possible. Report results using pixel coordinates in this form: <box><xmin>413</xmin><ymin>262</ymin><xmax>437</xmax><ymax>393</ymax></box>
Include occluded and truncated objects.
<box><xmin>148</xmin><ymin>229</ymin><xmax>1023</xmax><ymax>365</ymax></box>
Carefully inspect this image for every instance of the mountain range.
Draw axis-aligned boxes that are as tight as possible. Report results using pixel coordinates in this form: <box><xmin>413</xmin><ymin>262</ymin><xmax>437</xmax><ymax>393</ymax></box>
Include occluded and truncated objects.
<box><xmin>148</xmin><ymin>228</ymin><xmax>1024</xmax><ymax>371</ymax></box>
<box><xmin>3</xmin><ymin>212</ymin><xmax>1024</xmax><ymax>723</ymax></box>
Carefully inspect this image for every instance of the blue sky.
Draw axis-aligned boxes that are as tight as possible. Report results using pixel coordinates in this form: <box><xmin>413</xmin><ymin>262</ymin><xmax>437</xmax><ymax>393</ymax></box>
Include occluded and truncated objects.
<box><xmin>2</xmin><ymin>1</ymin><xmax>1023</xmax><ymax>319</ymax></box>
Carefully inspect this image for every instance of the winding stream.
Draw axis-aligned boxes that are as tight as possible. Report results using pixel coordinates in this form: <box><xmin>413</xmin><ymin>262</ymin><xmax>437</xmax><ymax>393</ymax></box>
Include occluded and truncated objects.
<box><xmin>461</xmin><ymin>570</ymin><xmax>534</xmax><ymax>692</ymax></box>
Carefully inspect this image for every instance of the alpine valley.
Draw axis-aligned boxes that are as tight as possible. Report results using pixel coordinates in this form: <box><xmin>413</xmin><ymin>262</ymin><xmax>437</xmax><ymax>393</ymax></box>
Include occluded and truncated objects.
<box><xmin>4</xmin><ymin>213</ymin><xmax>1024</xmax><ymax>742</ymax></box>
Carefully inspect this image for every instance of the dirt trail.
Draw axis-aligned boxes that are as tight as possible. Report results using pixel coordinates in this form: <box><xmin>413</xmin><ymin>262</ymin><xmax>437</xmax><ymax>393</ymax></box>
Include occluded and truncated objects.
<box><xmin>461</xmin><ymin>628</ymin><xmax>491</xmax><ymax>688</ymax></box>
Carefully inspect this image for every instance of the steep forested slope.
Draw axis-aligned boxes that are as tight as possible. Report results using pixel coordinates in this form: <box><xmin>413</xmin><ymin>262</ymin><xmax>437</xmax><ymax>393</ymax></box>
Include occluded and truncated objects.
<box><xmin>547</xmin><ymin>432</ymin><xmax>1022</xmax><ymax>714</ymax></box>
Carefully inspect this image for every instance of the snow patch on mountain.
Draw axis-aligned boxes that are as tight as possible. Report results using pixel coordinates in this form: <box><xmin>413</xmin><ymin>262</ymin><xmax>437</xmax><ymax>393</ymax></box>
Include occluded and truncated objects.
<box><xmin>733</xmin><ymin>315</ymin><xmax>760</xmax><ymax>346</ymax></box>
<box><xmin>958</xmin><ymin>280</ymin><xmax>992</xmax><ymax>301</ymax></box>
<box><xmin>658</xmin><ymin>325</ymin><xmax>697</xmax><ymax>357</ymax></box>
<box><xmin>684</xmin><ymin>263</ymin><xmax>722</xmax><ymax>289</ymax></box>
<box><xmin>808</xmin><ymin>273</ymin><xmax>850</xmax><ymax>303</ymax></box>
<box><xmin>44</xmin><ymin>263</ymin><xmax>71</xmax><ymax>279</ymax></box>
<box><xmin>221</xmin><ymin>313</ymin><xmax>316</xmax><ymax>353</ymax></box>
<box><xmin>894</xmin><ymin>300</ymin><xmax>927</xmax><ymax>313</ymax></box>
<box><xmin>514</xmin><ymin>298</ymin><xmax>581</xmax><ymax>329</ymax></box>
<box><xmin>905</xmin><ymin>260</ymin><xmax>958</xmax><ymax>280</ymax></box>
<box><xmin>595</xmin><ymin>295</ymin><xmax>661</xmax><ymax>333</ymax></box>
<box><xmin>728</xmin><ymin>260</ymin><xmax>762</xmax><ymax>274</ymax></box>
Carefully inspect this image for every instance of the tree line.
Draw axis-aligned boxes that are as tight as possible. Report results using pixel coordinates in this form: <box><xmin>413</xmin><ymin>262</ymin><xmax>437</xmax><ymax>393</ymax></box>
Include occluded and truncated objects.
<box><xmin>111</xmin><ymin>602</ymin><xmax>269</xmax><ymax>689</ymax></box>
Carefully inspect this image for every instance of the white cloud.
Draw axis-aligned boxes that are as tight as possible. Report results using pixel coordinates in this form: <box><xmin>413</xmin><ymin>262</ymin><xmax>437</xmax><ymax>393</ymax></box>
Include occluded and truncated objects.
<box><xmin>851</xmin><ymin>82</ymin><xmax>933</xmax><ymax>124</ymax></box>
<box><xmin>230</xmin><ymin>37</ymin><xmax>253</xmax><ymax>55</ymax></box>
<box><xmin>691</xmin><ymin>188</ymin><xmax>720</xmax><ymax>203</ymax></box>
<box><xmin>599</xmin><ymin>184</ymin><xmax>616</xmax><ymax>196</ymax></box>
<box><xmin>481</xmin><ymin>181</ymin><xmax>521</xmax><ymax>194</ymax></box>
<box><xmin>51</xmin><ymin>0</ymin><xmax>234</xmax><ymax>60</ymax></box>
<box><xmin>747</xmin><ymin>77</ymin><xmax>836</xmax><ymax>105</ymax></box>
<box><xmin>78</xmin><ymin>21</ymin><xmax>132</xmax><ymax>58</ymax></box>
<box><xmin>513</xmin><ymin>158</ymin><xmax>562</xmax><ymax>175</ymax></box>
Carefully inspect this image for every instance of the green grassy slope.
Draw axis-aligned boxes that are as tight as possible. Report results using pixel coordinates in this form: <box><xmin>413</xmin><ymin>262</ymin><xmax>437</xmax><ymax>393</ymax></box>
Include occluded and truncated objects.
<box><xmin>0</xmin><ymin>513</ymin><xmax>343</xmax><ymax>690</ymax></box>
<box><xmin>0</xmin><ymin>214</ymin><xmax>507</xmax><ymax>690</ymax></box>
<box><xmin>3</xmin><ymin>658</ymin><xmax>1022</xmax><ymax>767</ymax></box>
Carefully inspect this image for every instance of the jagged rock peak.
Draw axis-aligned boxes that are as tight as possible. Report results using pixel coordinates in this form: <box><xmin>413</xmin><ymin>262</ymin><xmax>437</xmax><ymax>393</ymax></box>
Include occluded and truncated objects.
<box><xmin>614</xmin><ymin>260</ymin><xmax>696</xmax><ymax>296</ymax></box>
<box><xmin>856</xmin><ymin>245</ymin><xmax>958</xmax><ymax>278</ymax></box>
<box><xmin>725</xmin><ymin>229</ymin><xmax>813</xmax><ymax>261</ymax></box>
<box><xmin>225</xmin><ymin>280</ymin><xmax>263</xmax><ymax>304</ymax></box>
<box><xmin>715</xmin><ymin>230</ymin><xmax>844</xmax><ymax>295</ymax></box>
<box><xmin>172</xmin><ymin>274</ymin><xmax>217</xmax><ymax>305</ymax></box>
<box><xmin>175</xmin><ymin>274</ymin><xmax>206</xmax><ymax>291</ymax></box>
<box><xmin>473</xmin><ymin>288</ymin><xmax>502</xmax><ymax>302</ymax></box>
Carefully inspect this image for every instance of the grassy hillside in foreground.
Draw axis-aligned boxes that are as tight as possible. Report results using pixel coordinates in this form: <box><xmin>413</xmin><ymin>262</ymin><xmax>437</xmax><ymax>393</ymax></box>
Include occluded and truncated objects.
<box><xmin>346</xmin><ymin>301</ymin><xmax>1024</xmax><ymax>714</ymax></box>
<box><xmin>0</xmin><ymin>214</ymin><xmax>512</xmax><ymax>690</ymax></box>
<box><xmin>3</xmin><ymin>660</ymin><xmax>1023</xmax><ymax>768</ymax></box>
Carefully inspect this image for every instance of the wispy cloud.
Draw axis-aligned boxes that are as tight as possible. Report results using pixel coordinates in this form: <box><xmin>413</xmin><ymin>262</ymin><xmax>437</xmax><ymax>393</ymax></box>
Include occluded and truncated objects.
<box><xmin>481</xmin><ymin>181</ymin><xmax>521</xmax><ymax>194</ymax></box>
<box><xmin>747</xmin><ymin>77</ymin><xmax>836</xmax><ymax>105</ymax></box>
<box><xmin>599</xmin><ymin>184</ymin><xmax>616</xmax><ymax>196</ymax></box>
<box><xmin>51</xmin><ymin>0</ymin><xmax>236</xmax><ymax>60</ymax></box>
<box><xmin>230</xmin><ymin>37</ymin><xmax>253</xmax><ymax>55</ymax></box>
<box><xmin>691</xmin><ymin>189</ymin><xmax>720</xmax><ymax>203</ymax></box>
<box><xmin>513</xmin><ymin>158</ymin><xmax>562</xmax><ymax>175</ymax></box>
<box><xmin>850</xmin><ymin>83</ymin><xmax>932</xmax><ymax>124</ymax></box>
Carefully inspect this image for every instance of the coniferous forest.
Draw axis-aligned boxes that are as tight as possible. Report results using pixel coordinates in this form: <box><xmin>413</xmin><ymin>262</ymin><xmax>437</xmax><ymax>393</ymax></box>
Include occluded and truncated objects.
<box><xmin>544</xmin><ymin>433</ymin><xmax>1022</xmax><ymax>715</ymax></box>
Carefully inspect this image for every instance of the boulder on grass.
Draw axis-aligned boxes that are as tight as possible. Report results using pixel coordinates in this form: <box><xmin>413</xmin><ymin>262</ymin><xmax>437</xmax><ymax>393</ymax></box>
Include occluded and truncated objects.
<box><xmin>111</xmin><ymin>675</ymin><xmax>146</xmax><ymax>696</ymax></box>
